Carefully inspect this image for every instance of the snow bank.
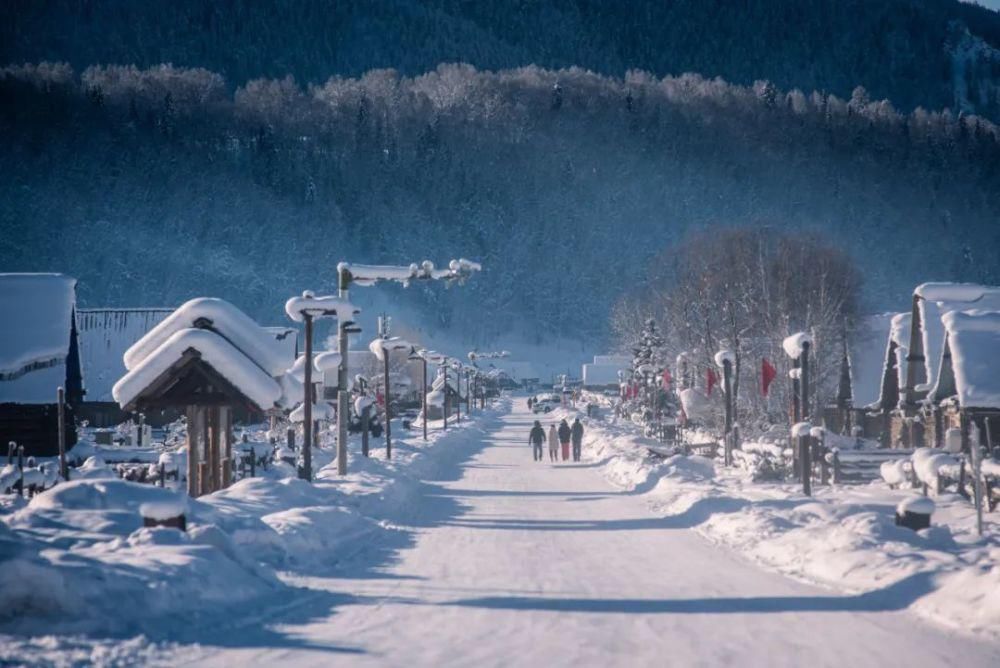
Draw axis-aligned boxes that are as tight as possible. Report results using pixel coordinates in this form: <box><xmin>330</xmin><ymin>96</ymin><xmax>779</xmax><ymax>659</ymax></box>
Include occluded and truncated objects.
<box><xmin>678</xmin><ymin>388</ymin><xmax>712</xmax><ymax>421</ymax></box>
<box><xmin>577</xmin><ymin>407</ymin><xmax>1000</xmax><ymax>640</ymax></box>
<box><xmin>0</xmin><ymin>396</ymin><xmax>510</xmax><ymax>643</ymax></box>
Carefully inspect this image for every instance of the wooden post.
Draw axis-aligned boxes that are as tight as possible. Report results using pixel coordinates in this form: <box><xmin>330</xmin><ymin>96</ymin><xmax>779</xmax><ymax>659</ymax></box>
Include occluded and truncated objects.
<box><xmin>198</xmin><ymin>461</ymin><xmax>209</xmax><ymax>497</ymax></box>
<box><xmin>722</xmin><ymin>359</ymin><xmax>733</xmax><ymax>467</ymax></box>
<box><xmin>207</xmin><ymin>407</ymin><xmax>219</xmax><ymax>493</ymax></box>
<box><xmin>287</xmin><ymin>427</ymin><xmax>295</xmax><ymax>450</ymax></box>
<box><xmin>159</xmin><ymin>462</ymin><xmax>165</xmax><ymax>487</ymax></box>
<box><xmin>361</xmin><ymin>404</ymin><xmax>370</xmax><ymax>456</ymax></box>
<box><xmin>384</xmin><ymin>349</ymin><xmax>393</xmax><ymax>459</ymax></box>
<box><xmin>800</xmin><ymin>434</ymin><xmax>812</xmax><ymax>496</ymax></box>
<box><xmin>250</xmin><ymin>446</ymin><xmax>256</xmax><ymax>478</ymax></box>
<box><xmin>456</xmin><ymin>369</ymin><xmax>462</xmax><ymax>423</ymax></box>
<box><xmin>422</xmin><ymin>358</ymin><xmax>428</xmax><ymax>441</ymax></box>
<box><xmin>302</xmin><ymin>312</ymin><xmax>314</xmax><ymax>481</ymax></box>
<box><xmin>337</xmin><ymin>266</ymin><xmax>351</xmax><ymax>476</ymax></box>
<box><xmin>221</xmin><ymin>407</ymin><xmax>232</xmax><ymax>488</ymax></box>
<box><xmin>187</xmin><ymin>406</ymin><xmax>199</xmax><ymax>496</ymax></box>
<box><xmin>443</xmin><ymin>365</ymin><xmax>449</xmax><ymax>431</ymax></box>
<box><xmin>57</xmin><ymin>387</ymin><xmax>68</xmax><ymax>481</ymax></box>
<box><xmin>964</xmin><ymin>411</ymin><xmax>984</xmax><ymax>536</ymax></box>
<box><xmin>16</xmin><ymin>445</ymin><xmax>24</xmax><ymax>497</ymax></box>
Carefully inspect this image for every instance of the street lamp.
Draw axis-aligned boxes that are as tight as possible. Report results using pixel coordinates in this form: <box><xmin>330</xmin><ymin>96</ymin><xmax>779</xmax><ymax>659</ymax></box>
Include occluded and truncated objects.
<box><xmin>370</xmin><ymin>336</ymin><xmax>412</xmax><ymax>459</ymax></box>
<box><xmin>334</xmin><ymin>259</ymin><xmax>481</xmax><ymax>473</ymax></box>
<box><xmin>284</xmin><ymin>291</ymin><xmax>357</xmax><ymax>481</ymax></box>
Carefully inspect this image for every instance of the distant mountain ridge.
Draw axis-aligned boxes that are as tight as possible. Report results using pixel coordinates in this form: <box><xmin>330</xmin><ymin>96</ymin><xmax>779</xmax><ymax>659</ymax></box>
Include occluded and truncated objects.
<box><xmin>5</xmin><ymin>0</ymin><xmax>1000</xmax><ymax>120</ymax></box>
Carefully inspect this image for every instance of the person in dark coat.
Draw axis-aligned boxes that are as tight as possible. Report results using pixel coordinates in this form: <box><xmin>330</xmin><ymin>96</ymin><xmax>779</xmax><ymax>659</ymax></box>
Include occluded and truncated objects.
<box><xmin>558</xmin><ymin>419</ymin><xmax>571</xmax><ymax>461</ymax></box>
<box><xmin>529</xmin><ymin>420</ymin><xmax>546</xmax><ymax>461</ymax></box>
<box><xmin>571</xmin><ymin>417</ymin><xmax>584</xmax><ymax>461</ymax></box>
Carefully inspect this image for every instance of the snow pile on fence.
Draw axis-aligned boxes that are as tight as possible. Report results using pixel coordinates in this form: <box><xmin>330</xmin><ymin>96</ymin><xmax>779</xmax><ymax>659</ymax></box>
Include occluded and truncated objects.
<box><xmin>575</xmin><ymin>407</ymin><xmax>1000</xmax><ymax>640</ymax></box>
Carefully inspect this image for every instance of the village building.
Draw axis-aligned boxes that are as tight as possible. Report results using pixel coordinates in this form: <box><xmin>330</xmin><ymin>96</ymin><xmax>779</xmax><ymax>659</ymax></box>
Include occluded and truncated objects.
<box><xmin>582</xmin><ymin>354</ymin><xmax>631</xmax><ymax>391</ymax></box>
<box><xmin>76</xmin><ymin>308</ymin><xmax>174</xmax><ymax>427</ymax></box>
<box><xmin>927</xmin><ymin>310</ymin><xmax>1000</xmax><ymax>447</ymax></box>
<box><xmin>892</xmin><ymin>283</ymin><xmax>1000</xmax><ymax>447</ymax></box>
<box><xmin>0</xmin><ymin>274</ymin><xmax>83</xmax><ymax>456</ymax></box>
<box><xmin>113</xmin><ymin>298</ymin><xmax>289</xmax><ymax>496</ymax></box>
<box><xmin>824</xmin><ymin>313</ymin><xmax>901</xmax><ymax>441</ymax></box>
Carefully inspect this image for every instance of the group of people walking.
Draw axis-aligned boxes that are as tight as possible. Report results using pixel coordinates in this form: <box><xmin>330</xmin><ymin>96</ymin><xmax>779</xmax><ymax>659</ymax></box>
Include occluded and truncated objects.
<box><xmin>529</xmin><ymin>417</ymin><xmax>584</xmax><ymax>462</ymax></box>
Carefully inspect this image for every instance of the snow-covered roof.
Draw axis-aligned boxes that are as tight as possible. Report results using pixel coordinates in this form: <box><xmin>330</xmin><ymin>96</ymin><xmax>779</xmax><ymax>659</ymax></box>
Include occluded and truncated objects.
<box><xmin>113</xmin><ymin>328</ymin><xmax>282</xmax><ymax>410</ymax></box>
<box><xmin>582</xmin><ymin>363</ymin><xmax>624</xmax><ymax>387</ymax></box>
<box><xmin>0</xmin><ymin>273</ymin><xmax>77</xmax><ymax>404</ymax></box>
<box><xmin>913</xmin><ymin>283</ymin><xmax>1000</xmax><ymax>394</ymax></box>
<box><xmin>849</xmin><ymin>313</ymin><xmax>896</xmax><ymax>408</ymax></box>
<box><xmin>77</xmin><ymin>308</ymin><xmax>173</xmax><ymax>402</ymax></box>
<box><xmin>934</xmin><ymin>310</ymin><xmax>1000</xmax><ymax>409</ymax></box>
<box><xmin>124</xmin><ymin>298</ymin><xmax>288</xmax><ymax>376</ymax></box>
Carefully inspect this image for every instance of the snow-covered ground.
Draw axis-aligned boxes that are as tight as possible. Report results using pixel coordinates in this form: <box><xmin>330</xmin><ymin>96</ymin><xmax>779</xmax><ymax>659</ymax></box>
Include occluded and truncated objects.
<box><xmin>0</xmin><ymin>402</ymin><xmax>504</xmax><ymax>666</ymax></box>
<box><xmin>3</xmin><ymin>397</ymin><xmax>999</xmax><ymax>666</ymax></box>
<box><xmin>575</xmin><ymin>405</ymin><xmax>1000</xmax><ymax>640</ymax></box>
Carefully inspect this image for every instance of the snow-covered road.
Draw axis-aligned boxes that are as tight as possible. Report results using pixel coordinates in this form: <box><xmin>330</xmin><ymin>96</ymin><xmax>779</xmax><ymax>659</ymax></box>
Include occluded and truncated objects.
<box><xmin>174</xmin><ymin>401</ymin><xmax>1000</xmax><ymax>667</ymax></box>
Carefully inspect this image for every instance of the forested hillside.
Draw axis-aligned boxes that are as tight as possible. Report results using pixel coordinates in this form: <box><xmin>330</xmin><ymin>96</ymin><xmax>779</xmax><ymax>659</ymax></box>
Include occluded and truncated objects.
<box><xmin>2</xmin><ymin>62</ymin><xmax>999</xmax><ymax>345</ymax></box>
<box><xmin>5</xmin><ymin>0</ymin><xmax>1000</xmax><ymax>119</ymax></box>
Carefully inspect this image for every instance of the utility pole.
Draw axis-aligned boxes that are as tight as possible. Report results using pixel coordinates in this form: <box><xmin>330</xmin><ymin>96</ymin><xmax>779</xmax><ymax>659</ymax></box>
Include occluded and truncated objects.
<box><xmin>285</xmin><ymin>291</ymin><xmax>357</xmax><ymax>480</ymax></box>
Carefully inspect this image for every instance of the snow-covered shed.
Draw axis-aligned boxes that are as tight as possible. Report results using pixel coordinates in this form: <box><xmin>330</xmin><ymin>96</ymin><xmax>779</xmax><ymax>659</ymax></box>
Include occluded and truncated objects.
<box><xmin>932</xmin><ymin>311</ymin><xmax>1000</xmax><ymax>411</ymax></box>
<box><xmin>0</xmin><ymin>273</ymin><xmax>82</xmax><ymax>456</ymax></box>
<box><xmin>112</xmin><ymin>298</ymin><xmax>285</xmax><ymax>496</ymax></box>
<box><xmin>76</xmin><ymin>308</ymin><xmax>174</xmax><ymax>426</ymax></box>
<box><xmin>904</xmin><ymin>283</ymin><xmax>1000</xmax><ymax>406</ymax></box>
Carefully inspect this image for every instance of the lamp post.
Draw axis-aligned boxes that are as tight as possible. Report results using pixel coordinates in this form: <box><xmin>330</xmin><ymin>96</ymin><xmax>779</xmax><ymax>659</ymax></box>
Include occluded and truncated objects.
<box><xmin>783</xmin><ymin>332</ymin><xmax>813</xmax><ymax>496</ymax></box>
<box><xmin>370</xmin><ymin>336</ymin><xmax>411</xmax><ymax>459</ymax></box>
<box><xmin>285</xmin><ymin>291</ymin><xmax>357</xmax><ymax>481</ymax></box>
<box><xmin>334</xmin><ymin>259</ymin><xmax>480</xmax><ymax>472</ymax></box>
<box><xmin>715</xmin><ymin>349</ymin><xmax>736</xmax><ymax>467</ymax></box>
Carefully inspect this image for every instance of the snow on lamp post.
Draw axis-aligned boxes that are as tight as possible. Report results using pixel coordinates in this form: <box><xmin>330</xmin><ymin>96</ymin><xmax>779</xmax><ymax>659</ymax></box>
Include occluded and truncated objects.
<box><xmin>714</xmin><ymin>349</ymin><xmax>736</xmax><ymax>466</ymax></box>
<box><xmin>334</xmin><ymin>260</ymin><xmax>481</xmax><ymax>471</ymax></box>
<box><xmin>784</xmin><ymin>332</ymin><xmax>813</xmax><ymax>495</ymax></box>
<box><xmin>370</xmin><ymin>336</ymin><xmax>411</xmax><ymax>460</ymax></box>
<box><xmin>285</xmin><ymin>291</ymin><xmax>358</xmax><ymax>481</ymax></box>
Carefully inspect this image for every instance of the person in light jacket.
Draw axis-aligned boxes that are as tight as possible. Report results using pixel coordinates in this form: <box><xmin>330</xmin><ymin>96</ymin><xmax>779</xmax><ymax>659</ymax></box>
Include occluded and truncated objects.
<box><xmin>548</xmin><ymin>424</ymin><xmax>560</xmax><ymax>462</ymax></box>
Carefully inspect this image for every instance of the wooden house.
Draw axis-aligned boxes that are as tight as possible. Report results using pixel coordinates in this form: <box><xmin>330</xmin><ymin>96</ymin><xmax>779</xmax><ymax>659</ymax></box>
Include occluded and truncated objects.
<box><xmin>927</xmin><ymin>310</ymin><xmax>1000</xmax><ymax>446</ymax></box>
<box><xmin>892</xmin><ymin>283</ymin><xmax>1000</xmax><ymax>447</ymax></box>
<box><xmin>829</xmin><ymin>312</ymin><xmax>910</xmax><ymax>444</ymax></box>
<box><xmin>0</xmin><ymin>274</ymin><xmax>83</xmax><ymax>456</ymax></box>
<box><xmin>113</xmin><ymin>298</ymin><xmax>289</xmax><ymax>496</ymax></box>
<box><xmin>76</xmin><ymin>308</ymin><xmax>174</xmax><ymax>427</ymax></box>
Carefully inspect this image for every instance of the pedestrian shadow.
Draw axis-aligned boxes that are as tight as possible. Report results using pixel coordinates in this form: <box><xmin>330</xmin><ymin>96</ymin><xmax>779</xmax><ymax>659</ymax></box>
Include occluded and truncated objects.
<box><xmin>442</xmin><ymin>571</ymin><xmax>937</xmax><ymax>615</ymax></box>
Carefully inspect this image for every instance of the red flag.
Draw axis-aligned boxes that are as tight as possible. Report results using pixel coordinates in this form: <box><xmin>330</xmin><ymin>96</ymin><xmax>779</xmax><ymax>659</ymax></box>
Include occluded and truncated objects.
<box><xmin>761</xmin><ymin>358</ymin><xmax>777</xmax><ymax>397</ymax></box>
<box><xmin>662</xmin><ymin>368</ymin><xmax>672</xmax><ymax>387</ymax></box>
<box><xmin>706</xmin><ymin>368</ymin><xmax>718</xmax><ymax>396</ymax></box>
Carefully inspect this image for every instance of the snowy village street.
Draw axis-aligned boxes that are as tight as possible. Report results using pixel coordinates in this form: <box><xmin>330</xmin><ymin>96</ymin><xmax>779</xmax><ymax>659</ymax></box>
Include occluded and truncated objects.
<box><xmin>159</xmin><ymin>400</ymin><xmax>1000</xmax><ymax>668</ymax></box>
